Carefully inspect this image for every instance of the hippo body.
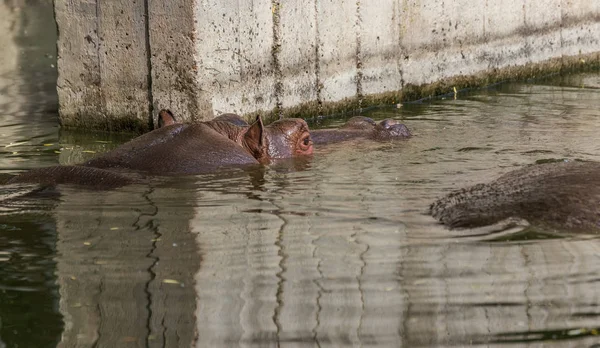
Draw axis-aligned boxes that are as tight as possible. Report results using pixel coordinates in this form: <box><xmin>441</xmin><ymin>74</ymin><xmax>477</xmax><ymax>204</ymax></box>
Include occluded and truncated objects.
<box><xmin>213</xmin><ymin>113</ymin><xmax>249</xmax><ymax>127</ymax></box>
<box><xmin>430</xmin><ymin>161</ymin><xmax>600</xmax><ymax>232</ymax></box>
<box><xmin>189</xmin><ymin>114</ymin><xmax>412</xmax><ymax>145</ymax></box>
<box><xmin>8</xmin><ymin>114</ymin><xmax>313</xmax><ymax>187</ymax></box>
<box><xmin>84</xmin><ymin>122</ymin><xmax>259</xmax><ymax>175</ymax></box>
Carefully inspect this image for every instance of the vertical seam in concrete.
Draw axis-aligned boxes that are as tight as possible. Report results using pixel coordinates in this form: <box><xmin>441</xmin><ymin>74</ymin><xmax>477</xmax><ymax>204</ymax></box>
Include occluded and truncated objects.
<box><xmin>271</xmin><ymin>0</ymin><xmax>283</xmax><ymax>119</ymax></box>
<box><xmin>314</xmin><ymin>0</ymin><xmax>323</xmax><ymax>112</ymax></box>
<box><xmin>559</xmin><ymin>0</ymin><xmax>565</xmax><ymax>68</ymax></box>
<box><xmin>95</xmin><ymin>0</ymin><xmax>103</xmax><ymax>122</ymax></box>
<box><xmin>396</xmin><ymin>0</ymin><xmax>405</xmax><ymax>90</ymax></box>
<box><xmin>143</xmin><ymin>0</ymin><xmax>155</xmax><ymax>129</ymax></box>
<box><xmin>355</xmin><ymin>0</ymin><xmax>364</xmax><ymax>107</ymax></box>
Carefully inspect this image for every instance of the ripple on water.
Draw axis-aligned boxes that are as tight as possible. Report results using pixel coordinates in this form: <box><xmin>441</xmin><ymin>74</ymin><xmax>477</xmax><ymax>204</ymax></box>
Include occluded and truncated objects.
<box><xmin>1</xmin><ymin>72</ymin><xmax>600</xmax><ymax>346</ymax></box>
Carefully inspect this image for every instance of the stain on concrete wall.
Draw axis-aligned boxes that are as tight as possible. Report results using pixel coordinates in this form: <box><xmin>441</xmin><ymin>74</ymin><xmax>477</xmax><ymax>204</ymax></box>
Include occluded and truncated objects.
<box><xmin>55</xmin><ymin>0</ymin><xmax>151</xmax><ymax>132</ymax></box>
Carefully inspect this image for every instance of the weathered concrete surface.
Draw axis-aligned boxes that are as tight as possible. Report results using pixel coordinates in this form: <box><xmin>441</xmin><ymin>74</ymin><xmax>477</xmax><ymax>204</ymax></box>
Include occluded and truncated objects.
<box><xmin>0</xmin><ymin>2</ymin><xmax>18</xmax><ymax>78</ymax></box>
<box><xmin>148</xmin><ymin>1</ymin><xmax>212</xmax><ymax>123</ymax></box>
<box><xmin>195</xmin><ymin>0</ymin><xmax>277</xmax><ymax>117</ymax></box>
<box><xmin>55</xmin><ymin>0</ymin><xmax>151</xmax><ymax>132</ymax></box>
<box><xmin>55</xmin><ymin>0</ymin><xmax>600</xmax><ymax>132</ymax></box>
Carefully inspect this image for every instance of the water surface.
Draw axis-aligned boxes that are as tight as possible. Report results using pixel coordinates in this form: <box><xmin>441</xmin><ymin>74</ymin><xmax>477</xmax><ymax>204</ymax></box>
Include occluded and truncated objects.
<box><xmin>2</xmin><ymin>6</ymin><xmax>600</xmax><ymax>344</ymax></box>
<box><xmin>2</xmin><ymin>71</ymin><xmax>600</xmax><ymax>347</ymax></box>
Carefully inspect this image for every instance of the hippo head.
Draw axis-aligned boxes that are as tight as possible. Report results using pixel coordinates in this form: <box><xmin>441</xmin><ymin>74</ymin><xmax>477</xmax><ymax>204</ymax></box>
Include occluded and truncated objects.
<box><xmin>342</xmin><ymin>116</ymin><xmax>411</xmax><ymax>139</ymax></box>
<box><xmin>243</xmin><ymin>116</ymin><xmax>314</xmax><ymax>163</ymax></box>
<box><xmin>374</xmin><ymin>119</ymin><xmax>411</xmax><ymax>139</ymax></box>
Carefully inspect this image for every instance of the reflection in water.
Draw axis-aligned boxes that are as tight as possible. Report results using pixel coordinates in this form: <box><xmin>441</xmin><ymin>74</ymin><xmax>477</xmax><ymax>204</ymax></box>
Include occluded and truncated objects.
<box><xmin>53</xmin><ymin>184</ymin><xmax>201</xmax><ymax>347</ymax></box>
<box><xmin>0</xmin><ymin>214</ymin><xmax>62</xmax><ymax>348</ymax></box>
<box><xmin>2</xmin><ymin>6</ymin><xmax>600</xmax><ymax>345</ymax></box>
<box><xmin>0</xmin><ymin>0</ymin><xmax>58</xmax><ymax>171</ymax></box>
<box><xmin>1</xmin><ymin>74</ymin><xmax>600</xmax><ymax>346</ymax></box>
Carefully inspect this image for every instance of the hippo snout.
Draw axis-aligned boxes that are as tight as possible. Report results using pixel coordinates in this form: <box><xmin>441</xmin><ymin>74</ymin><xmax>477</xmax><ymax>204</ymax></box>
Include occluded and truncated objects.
<box><xmin>375</xmin><ymin>119</ymin><xmax>411</xmax><ymax>139</ymax></box>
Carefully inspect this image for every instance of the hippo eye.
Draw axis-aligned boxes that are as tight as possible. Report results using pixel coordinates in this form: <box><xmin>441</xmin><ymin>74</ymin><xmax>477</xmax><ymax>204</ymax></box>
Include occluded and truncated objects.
<box><xmin>303</xmin><ymin>137</ymin><xmax>311</xmax><ymax>146</ymax></box>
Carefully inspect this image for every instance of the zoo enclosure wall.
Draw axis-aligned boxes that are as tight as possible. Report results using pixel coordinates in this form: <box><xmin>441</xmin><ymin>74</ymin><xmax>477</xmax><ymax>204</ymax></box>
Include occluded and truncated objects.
<box><xmin>54</xmin><ymin>0</ymin><xmax>600</xmax><ymax>132</ymax></box>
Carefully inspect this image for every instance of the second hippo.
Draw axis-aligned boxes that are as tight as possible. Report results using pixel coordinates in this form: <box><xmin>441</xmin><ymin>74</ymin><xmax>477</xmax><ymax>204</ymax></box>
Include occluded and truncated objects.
<box><xmin>430</xmin><ymin>160</ymin><xmax>600</xmax><ymax>233</ymax></box>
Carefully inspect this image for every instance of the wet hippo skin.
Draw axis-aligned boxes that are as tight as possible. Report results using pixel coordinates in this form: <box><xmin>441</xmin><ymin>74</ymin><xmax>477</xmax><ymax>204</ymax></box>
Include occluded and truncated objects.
<box><xmin>8</xmin><ymin>113</ymin><xmax>313</xmax><ymax>187</ymax></box>
<box><xmin>162</xmin><ymin>112</ymin><xmax>412</xmax><ymax>145</ymax></box>
<box><xmin>158</xmin><ymin>111</ymin><xmax>249</xmax><ymax>129</ymax></box>
<box><xmin>310</xmin><ymin>116</ymin><xmax>411</xmax><ymax>144</ymax></box>
<box><xmin>430</xmin><ymin>160</ymin><xmax>600</xmax><ymax>232</ymax></box>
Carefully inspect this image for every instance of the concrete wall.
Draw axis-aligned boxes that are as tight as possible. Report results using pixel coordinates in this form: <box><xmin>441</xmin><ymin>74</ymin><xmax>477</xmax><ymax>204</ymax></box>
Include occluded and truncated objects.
<box><xmin>55</xmin><ymin>0</ymin><xmax>600</xmax><ymax>132</ymax></box>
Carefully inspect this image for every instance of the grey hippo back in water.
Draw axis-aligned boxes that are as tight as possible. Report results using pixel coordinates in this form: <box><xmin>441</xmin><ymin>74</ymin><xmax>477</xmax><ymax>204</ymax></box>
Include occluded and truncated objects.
<box><xmin>430</xmin><ymin>160</ymin><xmax>600</xmax><ymax>233</ymax></box>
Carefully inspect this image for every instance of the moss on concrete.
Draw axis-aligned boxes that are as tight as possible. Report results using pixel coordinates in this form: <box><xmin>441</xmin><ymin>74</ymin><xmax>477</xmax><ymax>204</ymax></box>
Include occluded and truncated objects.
<box><xmin>60</xmin><ymin>112</ymin><xmax>151</xmax><ymax>135</ymax></box>
<box><xmin>252</xmin><ymin>52</ymin><xmax>599</xmax><ymax>124</ymax></box>
<box><xmin>62</xmin><ymin>52</ymin><xmax>599</xmax><ymax>132</ymax></box>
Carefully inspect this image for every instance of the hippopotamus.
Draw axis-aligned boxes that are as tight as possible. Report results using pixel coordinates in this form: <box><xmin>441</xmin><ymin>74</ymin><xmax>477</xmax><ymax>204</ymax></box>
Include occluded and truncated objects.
<box><xmin>158</xmin><ymin>112</ymin><xmax>411</xmax><ymax>144</ymax></box>
<box><xmin>430</xmin><ymin>160</ymin><xmax>600</xmax><ymax>233</ymax></box>
<box><xmin>8</xmin><ymin>114</ymin><xmax>313</xmax><ymax>187</ymax></box>
<box><xmin>310</xmin><ymin>116</ymin><xmax>411</xmax><ymax>144</ymax></box>
<box><xmin>158</xmin><ymin>110</ymin><xmax>249</xmax><ymax>128</ymax></box>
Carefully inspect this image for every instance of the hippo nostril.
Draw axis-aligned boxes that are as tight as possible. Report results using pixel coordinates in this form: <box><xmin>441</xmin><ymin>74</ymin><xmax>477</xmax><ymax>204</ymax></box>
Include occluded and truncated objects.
<box><xmin>379</xmin><ymin>119</ymin><xmax>399</xmax><ymax>129</ymax></box>
<box><xmin>374</xmin><ymin>121</ymin><xmax>411</xmax><ymax>139</ymax></box>
<box><xmin>391</xmin><ymin>124</ymin><xmax>411</xmax><ymax>137</ymax></box>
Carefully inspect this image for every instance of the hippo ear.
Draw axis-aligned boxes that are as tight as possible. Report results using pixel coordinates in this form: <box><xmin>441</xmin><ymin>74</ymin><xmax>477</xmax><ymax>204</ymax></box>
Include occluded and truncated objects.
<box><xmin>244</xmin><ymin>115</ymin><xmax>268</xmax><ymax>161</ymax></box>
<box><xmin>157</xmin><ymin>109</ymin><xmax>176</xmax><ymax>128</ymax></box>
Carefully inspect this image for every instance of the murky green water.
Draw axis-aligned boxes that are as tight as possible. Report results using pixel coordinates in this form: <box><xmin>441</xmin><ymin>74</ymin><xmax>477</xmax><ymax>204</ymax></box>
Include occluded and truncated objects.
<box><xmin>2</xmin><ymin>71</ymin><xmax>600</xmax><ymax>347</ymax></box>
<box><xmin>2</xmin><ymin>3</ymin><xmax>600</xmax><ymax>347</ymax></box>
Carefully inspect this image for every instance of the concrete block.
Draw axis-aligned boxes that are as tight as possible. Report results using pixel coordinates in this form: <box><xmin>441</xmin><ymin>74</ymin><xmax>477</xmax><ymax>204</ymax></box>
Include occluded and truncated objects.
<box><xmin>560</xmin><ymin>0</ymin><xmax>600</xmax><ymax>57</ymax></box>
<box><xmin>523</xmin><ymin>0</ymin><xmax>562</xmax><ymax>66</ymax></box>
<box><xmin>317</xmin><ymin>0</ymin><xmax>358</xmax><ymax>103</ymax></box>
<box><xmin>148</xmin><ymin>0</ymin><xmax>213</xmax><ymax>125</ymax></box>
<box><xmin>55</xmin><ymin>0</ymin><xmax>103</xmax><ymax>124</ymax></box>
<box><xmin>53</xmin><ymin>0</ymin><xmax>600</xmax><ymax>131</ymax></box>
<box><xmin>235</xmin><ymin>0</ymin><xmax>277</xmax><ymax>115</ymax></box>
<box><xmin>359</xmin><ymin>0</ymin><xmax>402</xmax><ymax>97</ymax></box>
<box><xmin>278</xmin><ymin>0</ymin><xmax>319</xmax><ymax>111</ymax></box>
<box><xmin>525</xmin><ymin>0</ymin><xmax>561</xmax><ymax>29</ymax></box>
<box><xmin>195</xmin><ymin>0</ymin><xmax>276</xmax><ymax>117</ymax></box>
<box><xmin>561</xmin><ymin>21</ymin><xmax>600</xmax><ymax>57</ymax></box>
<box><xmin>97</xmin><ymin>0</ymin><xmax>149</xmax><ymax>122</ymax></box>
<box><xmin>56</xmin><ymin>0</ymin><xmax>151</xmax><ymax>132</ymax></box>
<box><xmin>484</xmin><ymin>0</ymin><xmax>524</xmax><ymax>38</ymax></box>
<box><xmin>399</xmin><ymin>0</ymin><xmax>490</xmax><ymax>86</ymax></box>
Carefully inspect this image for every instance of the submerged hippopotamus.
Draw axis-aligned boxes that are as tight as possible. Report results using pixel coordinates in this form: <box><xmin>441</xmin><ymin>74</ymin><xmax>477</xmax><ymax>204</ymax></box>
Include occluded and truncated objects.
<box><xmin>310</xmin><ymin>116</ymin><xmax>411</xmax><ymax>144</ymax></box>
<box><xmin>158</xmin><ymin>111</ymin><xmax>411</xmax><ymax>144</ymax></box>
<box><xmin>8</xmin><ymin>110</ymin><xmax>411</xmax><ymax>189</ymax></box>
<box><xmin>430</xmin><ymin>160</ymin><xmax>600</xmax><ymax>233</ymax></box>
<box><xmin>8</xmin><ymin>113</ymin><xmax>313</xmax><ymax>187</ymax></box>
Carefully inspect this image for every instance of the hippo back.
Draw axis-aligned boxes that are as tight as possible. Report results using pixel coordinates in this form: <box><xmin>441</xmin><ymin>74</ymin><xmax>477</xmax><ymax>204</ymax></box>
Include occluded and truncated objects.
<box><xmin>430</xmin><ymin>161</ymin><xmax>600</xmax><ymax>232</ymax></box>
<box><xmin>85</xmin><ymin>123</ymin><xmax>259</xmax><ymax>175</ymax></box>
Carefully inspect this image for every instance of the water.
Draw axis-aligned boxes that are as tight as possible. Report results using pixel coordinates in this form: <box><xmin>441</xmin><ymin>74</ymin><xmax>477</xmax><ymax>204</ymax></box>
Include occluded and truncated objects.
<box><xmin>1</xmin><ymin>73</ymin><xmax>599</xmax><ymax>347</ymax></box>
<box><xmin>2</xmin><ymin>4</ymin><xmax>600</xmax><ymax>347</ymax></box>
